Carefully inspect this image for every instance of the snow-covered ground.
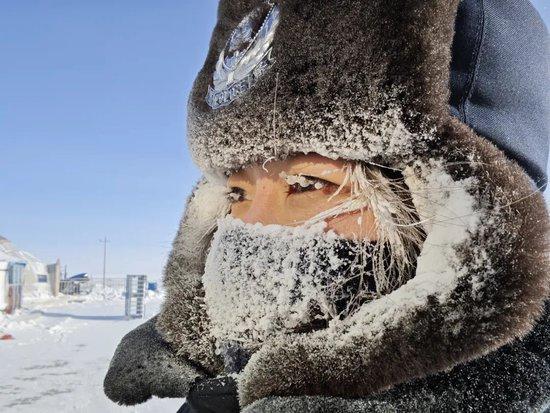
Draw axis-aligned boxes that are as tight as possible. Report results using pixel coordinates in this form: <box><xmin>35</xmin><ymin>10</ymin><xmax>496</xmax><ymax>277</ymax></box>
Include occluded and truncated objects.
<box><xmin>0</xmin><ymin>288</ymin><xmax>184</xmax><ymax>412</ymax></box>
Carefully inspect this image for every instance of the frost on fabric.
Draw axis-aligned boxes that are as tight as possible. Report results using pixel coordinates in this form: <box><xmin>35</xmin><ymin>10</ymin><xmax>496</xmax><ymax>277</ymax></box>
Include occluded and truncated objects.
<box><xmin>203</xmin><ymin>217</ymin><xmax>375</xmax><ymax>352</ymax></box>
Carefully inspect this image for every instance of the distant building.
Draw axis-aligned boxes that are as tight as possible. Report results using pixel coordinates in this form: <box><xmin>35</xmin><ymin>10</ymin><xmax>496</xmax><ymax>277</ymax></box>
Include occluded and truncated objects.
<box><xmin>0</xmin><ymin>236</ymin><xmax>61</xmax><ymax>310</ymax></box>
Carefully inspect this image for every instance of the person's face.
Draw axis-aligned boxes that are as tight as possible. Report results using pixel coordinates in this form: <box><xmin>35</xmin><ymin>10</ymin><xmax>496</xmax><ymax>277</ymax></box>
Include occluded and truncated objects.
<box><xmin>227</xmin><ymin>153</ymin><xmax>378</xmax><ymax>240</ymax></box>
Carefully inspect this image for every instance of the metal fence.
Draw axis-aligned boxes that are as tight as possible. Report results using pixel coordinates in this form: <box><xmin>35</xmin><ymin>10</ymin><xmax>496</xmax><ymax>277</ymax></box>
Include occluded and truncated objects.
<box><xmin>57</xmin><ymin>275</ymin><xmax>153</xmax><ymax>319</ymax></box>
<box><xmin>59</xmin><ymin>277</ymin><xmax>127</xmax><ymax>295</ymax></box>
<box><xmin>59</xmin><ymin>280</ymin><xmax>92</xmax><ymax>295</ymax></box>
<box><xmin>90</xmin><ymin>277</ymin><xmax>126</xmax><ymax>290</ymax></box>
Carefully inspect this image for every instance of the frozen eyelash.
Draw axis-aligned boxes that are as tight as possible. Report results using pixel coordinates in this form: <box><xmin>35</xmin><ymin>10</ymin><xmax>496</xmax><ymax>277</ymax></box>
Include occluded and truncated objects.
<box><xmin>279</xmin><ymin>171</ymin><xmax>326</xmax><ymax>190</ymax></box>
<box><xmin>227</xmin><ymin>188</ymin><xmax>244</xmax><ymax>202</ymax></box>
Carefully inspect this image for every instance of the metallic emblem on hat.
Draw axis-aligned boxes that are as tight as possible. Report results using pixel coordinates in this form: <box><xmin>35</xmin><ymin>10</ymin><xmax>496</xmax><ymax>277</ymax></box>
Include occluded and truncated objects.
<box><xmin>206</xmin><ymin>2</ymin><xmax>280</xmax><ymax>110</ymax></box>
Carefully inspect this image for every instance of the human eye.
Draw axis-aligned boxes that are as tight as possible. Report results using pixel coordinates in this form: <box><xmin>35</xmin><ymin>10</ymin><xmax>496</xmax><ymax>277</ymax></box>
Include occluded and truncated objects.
<box><xmin>283</xmin><ymin>173</ymin><xmax>331</xmax><ymax>194</ymax></box>
<box><xmin>227</xmin><ymin>187</ymin><xmax>247</xmax><ymax>203</ymax></box>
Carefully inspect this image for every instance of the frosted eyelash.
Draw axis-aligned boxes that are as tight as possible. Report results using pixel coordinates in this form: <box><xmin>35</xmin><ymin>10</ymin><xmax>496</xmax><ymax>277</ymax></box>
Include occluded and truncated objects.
<box><xmin>279</xmin><ymin>172</ymin><xmax>327</xmax><ymax>190</ymax></box>
<box><xmin>227</xmin><ymin>188</ymin><xmax>244</xmax><ymax>202</ymax></box>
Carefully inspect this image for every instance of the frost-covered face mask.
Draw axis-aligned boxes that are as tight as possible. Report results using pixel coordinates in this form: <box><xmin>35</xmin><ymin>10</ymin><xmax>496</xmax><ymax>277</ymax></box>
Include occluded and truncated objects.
<box><xmin>203</xmin><ymin>216</ymin><xmax>377</xmax><ymax>355</ymax></box>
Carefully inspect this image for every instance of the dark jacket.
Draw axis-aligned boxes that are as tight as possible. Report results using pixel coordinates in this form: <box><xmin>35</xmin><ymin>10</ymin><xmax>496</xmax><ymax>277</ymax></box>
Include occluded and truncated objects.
<box><xmin>106</xmin><ymin>302</ymin><xmax>549</xmax><ymax>411</ymax></box>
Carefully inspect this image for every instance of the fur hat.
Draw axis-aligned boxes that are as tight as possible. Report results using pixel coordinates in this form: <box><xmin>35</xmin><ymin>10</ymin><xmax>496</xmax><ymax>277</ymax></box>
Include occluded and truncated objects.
<box><xmin>105</xmin><ymin>0</ymin><xmax>550</xmax><ymax>409</ymax></box>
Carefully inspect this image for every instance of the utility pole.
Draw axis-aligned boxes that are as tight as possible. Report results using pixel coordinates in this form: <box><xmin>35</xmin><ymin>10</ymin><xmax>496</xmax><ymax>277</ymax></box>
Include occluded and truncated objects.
<box><xmin>99</xmin><ymin>237</ymin><xmax>110</xmax><ymax>297</ymax></box>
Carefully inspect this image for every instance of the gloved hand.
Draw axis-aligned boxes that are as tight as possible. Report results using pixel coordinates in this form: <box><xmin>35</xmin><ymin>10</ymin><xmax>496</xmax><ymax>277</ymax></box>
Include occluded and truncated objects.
<box><xmin>183</xmin><ymin>376</ymin><xmax>239</xmax><ymax>413</ymax></box>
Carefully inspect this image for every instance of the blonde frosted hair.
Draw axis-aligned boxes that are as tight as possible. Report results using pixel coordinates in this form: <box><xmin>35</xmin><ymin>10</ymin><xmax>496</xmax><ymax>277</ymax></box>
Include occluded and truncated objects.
<box><xmin>306</xmin><ymin>162</ymin><xmax>425</xmax><ymax>300</ymax></box>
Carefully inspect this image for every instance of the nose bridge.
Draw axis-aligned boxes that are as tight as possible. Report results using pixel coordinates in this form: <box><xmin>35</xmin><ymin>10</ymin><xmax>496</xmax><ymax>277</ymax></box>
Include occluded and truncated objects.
<box><xmin>241</xmin><ymin>176</ymin><xmax>283</xmax><ymax>226</ymax></box>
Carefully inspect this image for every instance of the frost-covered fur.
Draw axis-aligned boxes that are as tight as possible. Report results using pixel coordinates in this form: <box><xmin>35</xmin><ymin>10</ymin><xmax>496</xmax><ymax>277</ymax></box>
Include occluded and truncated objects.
<box><xmin>243</xmin><ymin>301</ymin><xmax>550</xmax><ymax>412</ymax></box>
<box><xmin>103</xmin><ymin>316</ymin><xmax>202</xmax><ymax>405</ymax></box>
<box><xmin>104</xmin><ymin>0</ymin><xmax>550</xmax><ymax>410</ymax></box>
<box><xmin>188</xmin><ymin>0</ymin><xmax>454</xmax><ymax>176</ymax></box>
<box><xmin>156</xmin><ymin>180</ymin><xmax>230</xmax><ymax>375</ymax></box>
<box><xmin>104</xmin><ymin>301</ymin><xmax>549</xmax><ymax>410</ymax></box>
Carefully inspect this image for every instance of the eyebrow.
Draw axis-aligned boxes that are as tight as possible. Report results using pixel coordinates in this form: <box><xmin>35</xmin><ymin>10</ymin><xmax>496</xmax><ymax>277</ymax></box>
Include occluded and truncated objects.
<box><xmin>227</xmin><ymin>170</ymin><xmax>254</xmax><ymax>187</ymax></box>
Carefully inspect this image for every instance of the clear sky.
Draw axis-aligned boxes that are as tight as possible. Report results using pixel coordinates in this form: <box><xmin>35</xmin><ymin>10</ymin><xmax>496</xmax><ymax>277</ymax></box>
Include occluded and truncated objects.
<box><xmin>1</xmin><ymin>1</ymin><xmax>548</xmax><ymax>281</ymax></box>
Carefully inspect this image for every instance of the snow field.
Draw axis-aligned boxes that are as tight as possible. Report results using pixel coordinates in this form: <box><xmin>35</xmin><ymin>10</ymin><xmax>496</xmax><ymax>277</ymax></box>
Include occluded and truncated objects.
<box><xmin>0</xmin><ymin>289</ymin><xmax>183</xmax><ymax>412</ymax></box>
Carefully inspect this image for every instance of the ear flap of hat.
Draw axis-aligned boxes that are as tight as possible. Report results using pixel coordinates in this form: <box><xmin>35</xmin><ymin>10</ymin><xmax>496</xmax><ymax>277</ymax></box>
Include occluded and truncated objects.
<box><xmin>156</xmin><ymin>178</ymin><xmax>230</xmax><ymax>375</ymax></box>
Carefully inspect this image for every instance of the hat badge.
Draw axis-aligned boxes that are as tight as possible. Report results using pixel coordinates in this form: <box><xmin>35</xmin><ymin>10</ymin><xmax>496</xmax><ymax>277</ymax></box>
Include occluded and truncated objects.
<box><xmin>206</xmin><ymin>3</ymin><xmax>280</xmax><ymax>110</ymax></box>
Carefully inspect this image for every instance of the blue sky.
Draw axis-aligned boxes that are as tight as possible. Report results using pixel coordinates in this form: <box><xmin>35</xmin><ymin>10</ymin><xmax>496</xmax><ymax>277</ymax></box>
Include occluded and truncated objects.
<box><xmin>1</xmin><ymin>1</ymin><xmax>548</xmax><ymax>281</ymax></box>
